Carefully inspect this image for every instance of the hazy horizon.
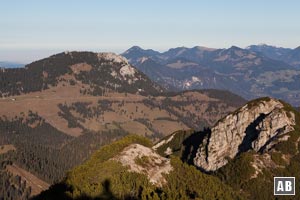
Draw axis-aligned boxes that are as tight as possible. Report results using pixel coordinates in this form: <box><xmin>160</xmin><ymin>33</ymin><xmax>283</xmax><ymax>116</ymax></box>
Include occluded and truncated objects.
<box><xmin>1</xmin><ymin>43</ymin><xmax>299</xmax><ymax>64</ymax></box>
<box><xmin>1</xmin><ymin>0</ymin><xmax>300</xmax><ymax>62</ymax></box>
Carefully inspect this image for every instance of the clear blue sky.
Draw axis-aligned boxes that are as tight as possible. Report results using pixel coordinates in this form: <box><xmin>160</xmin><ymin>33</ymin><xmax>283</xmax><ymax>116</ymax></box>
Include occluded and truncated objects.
<box><xmin>1</xmin><ymin>0</ymin><xmax>300</xmax><ymax>62</ymax></box>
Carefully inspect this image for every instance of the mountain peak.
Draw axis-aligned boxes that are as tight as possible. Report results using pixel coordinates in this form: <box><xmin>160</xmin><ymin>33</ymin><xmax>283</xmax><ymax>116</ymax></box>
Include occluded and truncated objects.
<box><xmin>40</xmin><ymin>51</ymin><xmax>130</xmax><ymax>70</ymax></box>
<box><xmin>194</xmin><ymin>97</ymin><xmax>297</xmax><ymax>171</ymax></box>
<box><xmin>167</xmin><ymin>46</ymin><xmax>188</xmax><ymax>52</ymax></box>
<box><xmin>97</xmin><ymin>52</ymin><xmax>129</xmax><ymax>64</ymax></box>
<box><xmin>229</xmin><ymin>45</ymin><xmax>242</xmax><ymax>50</ymax></box>
<box><xmin>127</xmin><ymin>45</ymin><xmax>143</xmax><ymax>51</ymax></box>
<box><xmin>192</xmin><ymin>46</ymin><xmax>217</xmax><ymax>51</ymax></box>
<box><xmin>122</xmin><ymin>47</ymin><xmax>161</xmax><ymax>65</ymax></box>
<box><xmin>247</xmin><ymin>43</ymin><xmax>290</xmax><ymax>50</ymax></box>
<box><xmin>257</xmin><ymin>43</ymin><xmax>274</xmax><ymax>47</ymax></box>
<box><xmin>122</xmin><ymin>46</ymin><xmax>145</xmax><ymax>56</ymax></box>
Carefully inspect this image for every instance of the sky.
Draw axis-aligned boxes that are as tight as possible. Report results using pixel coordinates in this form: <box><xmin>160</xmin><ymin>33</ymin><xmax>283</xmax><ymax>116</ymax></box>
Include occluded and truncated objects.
<box><xmin>1</xmin><ymin>0</ymin><xmax>300</xmax><ymax>63</ymax></box>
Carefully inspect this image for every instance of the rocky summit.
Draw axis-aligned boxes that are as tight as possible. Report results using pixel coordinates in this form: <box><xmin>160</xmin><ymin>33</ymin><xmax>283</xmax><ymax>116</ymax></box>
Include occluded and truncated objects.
<box><xmin>112</xmin><ymin>143</ymin><xmax>173</xmax><ymax>186</ymax></box>
<box><xmin>194</xmin><ymin>97</ymin><xmax>296</xmax><ymax>171</ymax></box>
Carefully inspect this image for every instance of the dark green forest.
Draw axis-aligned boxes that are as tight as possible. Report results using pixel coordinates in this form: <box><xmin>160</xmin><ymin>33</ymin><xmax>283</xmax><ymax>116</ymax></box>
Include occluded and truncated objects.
<box><xmin>0</xmin><ymin>166</ymin><xmax>31</xmax><ymax>200</ymax></box>
<box><xmin>0</xmin><ymin>111</ymin><xmax>128</xmax><ymax>199</ymax></box>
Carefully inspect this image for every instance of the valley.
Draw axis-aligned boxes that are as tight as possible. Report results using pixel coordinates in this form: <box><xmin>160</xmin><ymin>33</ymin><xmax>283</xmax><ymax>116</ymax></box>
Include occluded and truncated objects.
<box><xmin>0</xmin><ymin>52</ymin><xmax>245</xmax><ymax>199</ymax></box>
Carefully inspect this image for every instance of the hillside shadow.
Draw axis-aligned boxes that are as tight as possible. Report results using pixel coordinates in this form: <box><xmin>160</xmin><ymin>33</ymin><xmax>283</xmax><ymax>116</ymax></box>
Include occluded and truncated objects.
<box><xmin>181</xmin><ymin>127</ymin><xmax>211</xmax><ymax>165</ymax></box>
<box><xmin>31</xmin><ymin>179</ymin><xmax>138</xmax><ymax>200</ymax></box>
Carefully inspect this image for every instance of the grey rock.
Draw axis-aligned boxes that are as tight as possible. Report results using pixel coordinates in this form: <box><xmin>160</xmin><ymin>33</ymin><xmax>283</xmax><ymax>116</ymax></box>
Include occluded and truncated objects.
<box><xmin>193</xmin><ymin>98</ymin><xmax>295</xmax><ymax>171</ymax></box>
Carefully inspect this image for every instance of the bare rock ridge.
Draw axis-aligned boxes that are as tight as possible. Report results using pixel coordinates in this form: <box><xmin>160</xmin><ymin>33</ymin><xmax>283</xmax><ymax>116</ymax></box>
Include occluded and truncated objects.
<box><xmin>193</xmin><ymin>97</ymin><xmax>296</xmax><ymax>171</ymax></box>
<box><xmin>112</xmin><ymin>143</ymin><xmax>172</xmax><ymax>186</ymax></box>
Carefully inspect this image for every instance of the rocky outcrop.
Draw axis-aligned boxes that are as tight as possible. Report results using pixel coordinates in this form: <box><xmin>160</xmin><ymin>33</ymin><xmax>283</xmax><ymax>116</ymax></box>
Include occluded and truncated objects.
<box><xmin>193</xmin><ymin>98</ymin><xmax>296</xmax><ymax>171</ymax></box>
<box><xmin>112</xmin><ymin>143</ymin><xmax>173</xmax><ymax>186</ymax></box>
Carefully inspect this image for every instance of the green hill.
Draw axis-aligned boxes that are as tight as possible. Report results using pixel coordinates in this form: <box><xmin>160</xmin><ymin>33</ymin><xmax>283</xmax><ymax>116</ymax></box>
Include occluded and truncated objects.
<box><xmin>35</xmin><ymin>135</ymin><xmax>241</xmax><ymax>200</ymax></box>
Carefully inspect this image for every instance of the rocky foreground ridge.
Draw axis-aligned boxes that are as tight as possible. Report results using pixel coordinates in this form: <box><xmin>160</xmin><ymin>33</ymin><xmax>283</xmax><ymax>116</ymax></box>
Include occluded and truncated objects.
<box><xmin>194</xmin><ymin>97</ymin><xmax>296</xmax><ymax>171</ymax></box>
<box><xmin>112</xmin><ymin>143</ymin><xmax>172</xmax><ymax>186</ymax></box>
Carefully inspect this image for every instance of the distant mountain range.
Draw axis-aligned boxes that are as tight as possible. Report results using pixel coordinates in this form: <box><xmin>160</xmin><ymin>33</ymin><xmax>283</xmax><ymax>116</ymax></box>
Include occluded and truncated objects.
<box><xmin>122</xmin><ymin>44</ymin><xmax>300</xmax><ymax>106</ymax></box>
<box><xmin>0</xmin><ymin>61</ymin><xmax>24</xmax><ymax>68</ymax></box>
<box><xmin>247</xmin><ymin>44</ymin><xmax>300</xmax><ymax>69</ymax></box>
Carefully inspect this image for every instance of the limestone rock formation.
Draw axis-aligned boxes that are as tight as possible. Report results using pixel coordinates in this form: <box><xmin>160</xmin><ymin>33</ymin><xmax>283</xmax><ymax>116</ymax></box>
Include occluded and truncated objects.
<box><xmin>193</xmin><ymin>97</ymin><xmax>296</xmax><ymax>171</ymax></box>
<box><xmin>112</xmin><ymin>143</ymin><xmax>173</xmax><ymax>186</ymax></box>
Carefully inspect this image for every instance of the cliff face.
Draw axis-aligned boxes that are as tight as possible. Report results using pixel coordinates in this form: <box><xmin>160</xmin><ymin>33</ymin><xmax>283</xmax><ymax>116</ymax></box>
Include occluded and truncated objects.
<box><xmin>193</xmin><ymin>98</ymin><xmax>296</xmax><ymax>171</ymax></box>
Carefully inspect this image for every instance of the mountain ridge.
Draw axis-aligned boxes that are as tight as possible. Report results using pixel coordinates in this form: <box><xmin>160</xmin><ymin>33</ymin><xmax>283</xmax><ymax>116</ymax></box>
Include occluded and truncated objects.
<box><xmin>122</xmin><ymin>45</ymin><xmax>300</xmax><ymax>106</ymax></box>
<box><xmin>248</xmin><ymin>44</ymin><xmax>300</xmax><ymax>69</ymax></box>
